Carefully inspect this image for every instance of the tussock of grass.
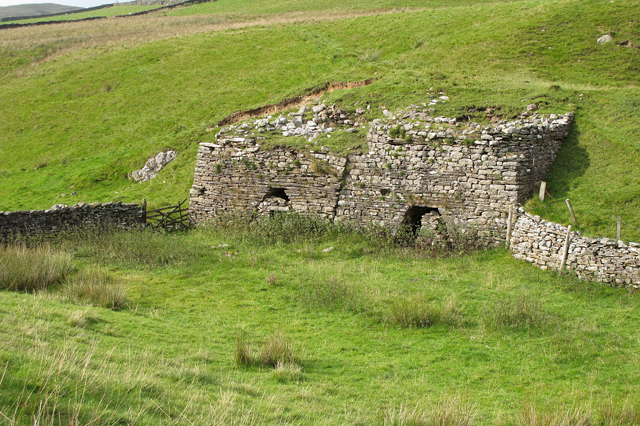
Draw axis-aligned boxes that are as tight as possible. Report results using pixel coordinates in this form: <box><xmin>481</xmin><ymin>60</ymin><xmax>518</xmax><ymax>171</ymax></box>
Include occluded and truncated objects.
<box><xmin>299</xmin><ymin>275</ymin><xmax>366</xmax><ymax>312</ymax></box>
<box><xmin>67</xmin><ymin>310</ymin><xmax>101</xmax><ymax>328</ymax></box>
<box><xmin>488</xmin><ymin>295</ymin><xmax>549</xmax><ymax>330</ymax></box>
<box><xmin>383</xmin><ymin>398</ymin><xmax>478</xmax><ymax>426</ymax></box>
<box><xmin>235</xmin><ymin>331</ymin><xmax>300</xmax><ymax>369</ymax></box>
<box><xmin>62</xmin><ymin>267</ymin><xmax>126</xmax><ymax>310</ymax></box>
<box><xmin>519</xmin><ymin>405</ymin><xmax>592</xmax><ymax>426</ymax></box>
<box><xmin>386</xmin><ymin>296</ymin><xmax>463</xmax><ymax>329</ymax></box>
<box><xmin>235</xmin><ymin>331</ymin><xmax>254</xmax><ymax>366</ymax></box>
<box><xmin>270</xmin><ymin>361</ymin><xmax>304</xmax><ymax>383</ymax></box>
<box><xmin>261</xmin><ymin>331</ymin><xmax>298</xmax><ymax>367</ymax></box>
<box><xmin>0</xmin><ymin>244</ymin><xmax>73</xmax><ymax>291</ymax></box>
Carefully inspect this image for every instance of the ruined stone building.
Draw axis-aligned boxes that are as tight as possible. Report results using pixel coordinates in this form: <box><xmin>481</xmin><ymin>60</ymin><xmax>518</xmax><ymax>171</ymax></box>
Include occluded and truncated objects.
<box><xmin>189</xmin><ymin>107</ymin><xmax>573</xmax><ymax>246</ymax></box>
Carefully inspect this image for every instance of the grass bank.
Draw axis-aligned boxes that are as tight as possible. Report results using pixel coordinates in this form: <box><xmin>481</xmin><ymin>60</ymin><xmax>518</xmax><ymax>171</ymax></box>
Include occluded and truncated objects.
<box><xmin>1</xmin><ymin>219</ymin><xmax>639</xmax><ymax>424</ymax></box>
<box><xmin>0</xmin><ymin>0</ymin><xmax>638</xmax><ymax>240</ymax></box>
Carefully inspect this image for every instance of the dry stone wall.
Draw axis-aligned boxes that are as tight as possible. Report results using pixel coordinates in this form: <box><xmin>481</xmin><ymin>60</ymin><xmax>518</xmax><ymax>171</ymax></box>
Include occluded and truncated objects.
<box><xmin>191</xmin><ymin>107</ymin><xmax>573</xmax><ymax>245</ymax></box>
<box><xmin>336</xmin><ymin>112</ymin><xmax>572</xmax><ymax>243</ymax></box>
<box><xmin>510</xmin><ymin>211</ymin><xmax>640</xmax><ymax>288</ymax></box>
<box><xmin>0</xmin><ymin>202</ymin><xmax>144</xmax><ymax>241</ymax></box>
<box><xmin>190</xmin><ymin>138</ymin><xmax>346</xmax><ymax>221</ymax></box>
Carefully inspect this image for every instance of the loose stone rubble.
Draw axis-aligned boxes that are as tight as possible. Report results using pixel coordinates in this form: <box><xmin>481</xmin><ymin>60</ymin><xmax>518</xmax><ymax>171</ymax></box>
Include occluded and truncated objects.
<box><xmin>216</xmin><ymin>103</ymin><xmax>369</xmax><ymax>142</ymax></box>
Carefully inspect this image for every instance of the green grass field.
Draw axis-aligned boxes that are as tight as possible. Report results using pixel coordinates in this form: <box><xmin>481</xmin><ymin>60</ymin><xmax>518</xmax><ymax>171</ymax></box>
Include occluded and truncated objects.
<box><xmin>1</xmin><ymin>0</ymin><xmax>640</xmax><ymax>423</ymax></box>
<box><xmin>0</xmin><ymin>5</ymin><xmax>163</xmax><ymax>25</ymax></box>
<box><xmin>0</xmin><ymin>0</ymin><xmax>637</xmax><ymax>239</ymax></box>
<box><xmin>1</xmin><ymin>220</ymin><xmax>640</xmax><ymax>424</ymax></box>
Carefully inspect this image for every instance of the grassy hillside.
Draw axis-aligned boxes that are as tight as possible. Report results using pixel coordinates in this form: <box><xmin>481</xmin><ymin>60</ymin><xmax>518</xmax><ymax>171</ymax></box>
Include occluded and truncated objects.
<box><xmin>1</xmin><ymin>1</ymin><xmax>640</xmax><ymax>424</ymax></box>
<box><xmin>0</xmin><ymin>3</ymin><xmax>82</xmax><ymax>20</ymax></box>
<box><xmin>0</xmin><ymin>4</ymin><xmax>164</xmax><ymax>24</ymax></box>
<box><xmin>0</xmin><ymin>0</ymin><xmax>638</xmax><ymax>240</ymax></box>
<box><xmin>1</xmin><ymin>222</ymin><xmax>640</xmax><ymax>424</ymax></box>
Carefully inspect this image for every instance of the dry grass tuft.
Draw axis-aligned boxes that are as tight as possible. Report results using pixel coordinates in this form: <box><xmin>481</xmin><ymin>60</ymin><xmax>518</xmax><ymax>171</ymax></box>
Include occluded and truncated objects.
<box><xmin>235</xmin><ymin>331</ymin><xmax>255</xmax><ymax>366</ymax></box>
<box><xmin>261</xmin><ymin>331</ymin><xmax>297</xmax><ymax>367</ymax></box>
<box><xmin>235</xmin><ymin>331</ymin><xmax>300</xmax><ymax>369</ymax></box>
<box><xmin>488</xmin><ymin>294</ymin><xmax>549</xmax><ymax>330</ymax></box>
<box><xmin>519</xmin><ymin>405</ymin><xmax>592</xmax><ymax>426</ymax></box>
<box><xmin>0</xmin><ymin>244</ymin><xmax>73</xmax><ymax>291</ymax></box>
<box><xmin>270</xmin><ymin>361</ymin><xmax>304</xmax><ymax>383</ymax></box>
<box><xmin>386</xmin><ymin>296</ymin><xmax>463</xmax><ymax>329</ymax></box>
<box><xmin>62</xmin><ymin>267</ymin><xmax>126</xmax><ymax>310</ymax></box>
<box><xmin>383</xmin><ymin>397</ymin><xmax>478</xmax><ymax>426</ymax></box>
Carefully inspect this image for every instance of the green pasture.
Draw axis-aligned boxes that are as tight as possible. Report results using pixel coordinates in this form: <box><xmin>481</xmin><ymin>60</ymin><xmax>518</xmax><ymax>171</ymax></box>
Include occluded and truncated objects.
<box><xmin>1</xmin><ymin>222</ymin><xmax>640</xmax><ymax>424</ymax></box>
<box><xmin>0</xmin><ymin>0</ymin><xmax>637</xmax><ymax>239</ymax></box>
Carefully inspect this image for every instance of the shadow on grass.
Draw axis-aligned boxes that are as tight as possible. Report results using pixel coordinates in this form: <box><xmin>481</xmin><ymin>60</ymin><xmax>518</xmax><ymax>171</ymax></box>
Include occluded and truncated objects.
<box><xmin>544</xmin><ymin>118</ymin><xmax>590</xmax><ymax>200</ymax></box>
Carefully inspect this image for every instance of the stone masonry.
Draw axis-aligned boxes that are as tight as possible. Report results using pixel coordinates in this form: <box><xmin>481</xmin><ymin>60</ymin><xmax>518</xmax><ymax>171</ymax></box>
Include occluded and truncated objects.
<box><xmin>190</xmin><ymin>106</ymin><xmax>573</xmax><ymax>246</ymax></box>
<box><xmin>510</xmin><ymin>211</ymin><xmax>640</xmax><ymax>288</ymax></box>
<box><xmin>0</xmin><ymin>202</ymin><xmax>144</xmax><ymax>241</ymax></box>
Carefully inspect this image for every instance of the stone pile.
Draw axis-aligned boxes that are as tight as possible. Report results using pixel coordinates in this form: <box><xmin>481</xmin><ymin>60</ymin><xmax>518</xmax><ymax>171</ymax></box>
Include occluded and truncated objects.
<box><xmin>511</xmin><ymin>211</ymin><xmax>640</xmax><ymax>288</ymax></box>
<box><xmin>217</xmin><ymin>104</ymin><xmax>364</xmax><ymax>142</ymax></box>
<box><xmin>0</xmin><ymin>202</ymin><xmax>144</xmax><ymax>241</ymax></box>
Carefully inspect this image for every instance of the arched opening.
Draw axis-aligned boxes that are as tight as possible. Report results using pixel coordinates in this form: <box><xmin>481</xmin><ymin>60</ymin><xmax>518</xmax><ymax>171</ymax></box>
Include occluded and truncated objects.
<box><xmin>258</xmin><ymin>187</ymin><xmax>291</xmax><ymax>216</ymax></box>
<box><xmin>400</xmin><ymin>205</ymin><xmax>441</xmax><ymax>239</ymax></box>
<box><xmin>263</xmin><ymin>187</ymin><xmax>290</xmax><ymax>201</ymax></box>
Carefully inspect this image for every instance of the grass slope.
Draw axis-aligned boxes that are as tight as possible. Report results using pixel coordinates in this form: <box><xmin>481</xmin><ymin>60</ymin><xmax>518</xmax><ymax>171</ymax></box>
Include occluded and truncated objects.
<box><xmin>1</xmin><ymin>0</ymin><xmax>638</xmax><ymax>239</ymax></box>
<box><xmin>0</xmin><ymin>5</ymin><xmax>163</xmax><ymax>25</ymax></box>
<box><xmin>0</xmin><ymin>3</ymin><xmax>82</xmax><ymax>20</ymax></box>
<box><xmin>1</xmin><ymin>225</ymin><xmax>640</xmax><ymax>424</ymax></box>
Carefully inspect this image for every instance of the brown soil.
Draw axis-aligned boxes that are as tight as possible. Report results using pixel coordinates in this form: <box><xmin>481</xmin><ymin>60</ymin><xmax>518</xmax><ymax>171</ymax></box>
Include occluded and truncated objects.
<box><xmin>215</xmin><ymin>78</ymin><xmax>378</xmax><ymax>127</ymax></box>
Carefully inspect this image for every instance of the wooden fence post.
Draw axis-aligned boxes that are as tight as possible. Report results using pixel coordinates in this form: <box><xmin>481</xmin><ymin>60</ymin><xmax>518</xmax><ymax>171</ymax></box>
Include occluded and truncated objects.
<box><xmin>506</xmin><ymin>205</ymin><xmax>513</xmax><ymax>249</ymax></box>
<box><xmin>617</xmin><ymin>216</ymin><xmax>621</xmax><ymax>241</ymax></box>
<box><xmin>539</xmin><ymin>181</ymin><xmax>546</xmax><ymax>202</ymax></box>
<box><xmin>559</xmin><ymin>225</ymin><xmax>572</xmax><ymax>276</ymax></box>
<box><xmin>142</xmin><ymin>198</ymin><xmax>147</xmax><ymax>224</ymax></box>
<box><xmin>565</xmin><ymin>199</ymin><xmax>577</xmax><ymax>226</ymax></box>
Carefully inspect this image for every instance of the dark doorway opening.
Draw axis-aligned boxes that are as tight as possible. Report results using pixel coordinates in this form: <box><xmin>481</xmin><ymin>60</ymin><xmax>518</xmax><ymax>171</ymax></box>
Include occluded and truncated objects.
<box><xmin>263</xmin><ymin>187</ymin><xmax>290</xmax><ymax>201</ymax></box>
<box><xmin>400</xmin><ymin>206</ymin><xmax>440</xmax><ymax>237</ymax></box>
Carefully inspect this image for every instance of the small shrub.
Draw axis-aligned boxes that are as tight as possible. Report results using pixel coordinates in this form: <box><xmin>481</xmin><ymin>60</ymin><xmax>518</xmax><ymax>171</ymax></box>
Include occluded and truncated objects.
<box><xmin>62</xmin><ymin>267</ymin><xmax>126</xmax><ymax>310</ymax></box>
<box><xmin>488</xmin><ymin>295</ymin><xmax>548</xmax><ymax>330</ymax></box>
<box><xmin>389</xmin><ymin>125</ymin><xmax>406</xmax><ymax>139</ymax></box>
<box><xmin>0</xmin><ymin>244</ymin><xmax>74</xmax><ymax>291</ymax></box>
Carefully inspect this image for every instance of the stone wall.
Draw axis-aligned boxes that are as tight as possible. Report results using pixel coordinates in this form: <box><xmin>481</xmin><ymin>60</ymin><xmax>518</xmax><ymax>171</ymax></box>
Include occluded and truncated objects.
<box><xmin>190</xmin><ymin>138</ymin><xmax>346</xmax><ymax>221</ymax></box>
<box><xmin>0</xmin><ymin>202</ymin><xmax>144</xmax><ymax>241</ymax></box>
<box><xmin>510</xmin><ymin>211</ymin><xmax>640</xmax><ymax>288</ymax></box>
<box><xmin>190</xmin><ymin>109</ymin><xmax>573</xmax><ymax>246</ymax></box>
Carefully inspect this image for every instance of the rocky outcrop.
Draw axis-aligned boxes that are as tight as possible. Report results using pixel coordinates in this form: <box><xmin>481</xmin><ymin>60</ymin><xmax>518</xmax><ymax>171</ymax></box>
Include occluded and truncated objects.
<box><xmin>129</xmin><ymin>151</ymin><xmax>177</xmax><ymax>183</ymax></box>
